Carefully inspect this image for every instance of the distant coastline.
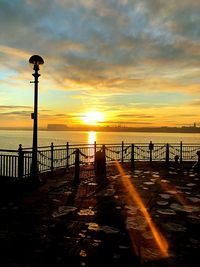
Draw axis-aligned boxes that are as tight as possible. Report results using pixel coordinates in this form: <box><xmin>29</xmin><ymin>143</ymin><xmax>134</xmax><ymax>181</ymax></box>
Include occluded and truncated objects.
<box><xmin>1</xmin><ymin>126</ymin><xmax>200</xmax><ymax>133</ymax></box>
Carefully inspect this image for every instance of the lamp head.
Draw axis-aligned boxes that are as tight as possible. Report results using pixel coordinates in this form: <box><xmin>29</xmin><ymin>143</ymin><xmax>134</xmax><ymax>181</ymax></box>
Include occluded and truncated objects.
<box><xmin>29</xmin><ymin>55</ymin><xmax>44</xmax><ymax>71</ymax></box>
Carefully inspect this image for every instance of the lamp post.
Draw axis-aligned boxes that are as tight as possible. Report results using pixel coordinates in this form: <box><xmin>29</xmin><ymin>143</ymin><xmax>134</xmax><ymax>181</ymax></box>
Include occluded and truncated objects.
<box><xmin>29</xmin><ymin>55</ymin><xmax>44</xmax><ymax>181</ymax></box>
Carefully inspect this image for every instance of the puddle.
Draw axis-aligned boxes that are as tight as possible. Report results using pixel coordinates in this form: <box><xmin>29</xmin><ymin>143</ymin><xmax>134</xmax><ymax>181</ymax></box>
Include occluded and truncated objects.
<box><xmin>63</xmin><ymin>191</ymin><xmax>72</xmax><ymax>196</ymax></box>
<box><xmin>96</xmin><ymin>188</ymin><xmax>115</xmax><ymax>197</ymax></box>
<box><xmin>142</xmin><ymin>231</ymin><xmax>154</xmax><ymax>240</ymax></box>
<box><xmin>186</xmin><ymin>183</ymin><xmax>196</xmax><ymax>187</ymax></box>
<box><xmin>159</xmin><ymin>194</ymin><xmax>171</xmax><ymax>199</ymax></box>
<box><xmin>187</xmin><ymin>214</ymin><xmax>200</xmax><ymax>220</ymax></box>
<box><xmin>134</xmin><ymin>170</ymin><xmax>143</xmax><ymax>174</ymax></box>
<box><xmin>90</xmin><ymin>239</ymin><xmax>102</xmax><ymax>247</ymax></box>
<box><xmin>88</xmin><ymin>223</ymin><xmax>100</xmax><ymax>231</ymax></box>
<box><xmin>119</xmin><ymin>245</ymin><xmax>130</xmax><ymax>250</ymax></box>
<box><xmin>52</xmin><ymin>206</ymin><xmax>77</xmax><ymax>218</ymax></box>
<box><xmin>143</xmin><ymin>182</ymin><xmax>155</xmax><ymax>185</ymax></box>
<box><xmin>79</xmin><ymin>233</ymin><xmax>86</xmax><ymax>238</ymax></box>
<box><xmin>176</xmin><ymin>186</ymin><xmax>191</xmax><ymax>190</ymax></box>
<box><xmin>78</xmin><ymin>209</ymin><xmax>95</xmax><ymax>216</ymax></box>
<box><xmin>80</xmin><ymin>250</ymin><xmax>87</xmax><ymax>257</ymax></box>
<box><xmin>126</xmin><ymin>216</ymin><xmax>148</xmax><ymax>230</ymax></box>
<box><xmin>141</xmin><ymin>247</ymin><xmax>162</xmax><ymax>260</ymax></box>
<box><xmin>152</xmin><ymin>174</ymin><xmax>160</xmax><ymax>178</ymax></box>
<box><xmin>187</xmin><ymin>197</ymin><xmax>200</xmax><ymax>203</ymax></box>
<box><xmin>161</xmin><ymin>179</ymin><xmax>170</xmax><ymax>183</ymax></box>
<box><xmin>125</xmin><ymin>205</ymin><xmax>139</xmax><ymax>215</ymax></box>
<box><xmin>166</xmin><ymin>190</ymin><xmax>178</xmax><ymax>195</ymax></box>
<box><xmin>169</xmin><ymin>171</ymin><xmax>178</xmax><ymax>175</ymax></box>
<box><xmin>157</xmin><ymin>209</ymin><xmax>176</xmax><ymax>215</ymax></box>
<box><xmin>163</xmin><ymin>222</ymin><xmax>186</xmax><ymax>232</ymax></box>
<box><xmin>88</xmin><ymin>182</ymin><xmax>97</xmax><ymax>186</ymax></box>
<box><xmin>170</xmin><ymin>203</ymin><xmax>200</xmax><ymax>213</ymax></box>
<box><xmin>52</xmin><ymin>199</ymin><xmax>61</xmax><ymax>203</ymax></box>
<box><xmin>189</xmin><ymin>238</ymin><xmax>200</xmax><ymax>245</ymax></box>
<box><xmin>156</xmin><ymin>201</ymin><xmax>169</xmax><ymax>206</ymax></box>
<box><xmin>101</xmin><ymin>225</ymin><xmax>120</xmax><ymax>234</ymax></box>
<box><xmin>87</xmin><ymin>223</ymin><xmax>119</xmax><ymax>234</ymax></box>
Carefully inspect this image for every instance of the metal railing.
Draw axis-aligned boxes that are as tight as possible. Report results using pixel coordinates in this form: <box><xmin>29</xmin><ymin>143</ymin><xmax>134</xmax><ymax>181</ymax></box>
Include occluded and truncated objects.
<box><xmin>0</xmin><ymin>141</ymin><xmax>199</xmax><ymax>179</ymax></box>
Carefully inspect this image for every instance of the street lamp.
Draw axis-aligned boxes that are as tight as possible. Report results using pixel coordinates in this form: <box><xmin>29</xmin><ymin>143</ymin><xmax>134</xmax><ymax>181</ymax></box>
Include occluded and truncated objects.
<box><xmin>29</xmin><ymin>55</ymin><xmax>44</xmax><ymax>181</ymax></box>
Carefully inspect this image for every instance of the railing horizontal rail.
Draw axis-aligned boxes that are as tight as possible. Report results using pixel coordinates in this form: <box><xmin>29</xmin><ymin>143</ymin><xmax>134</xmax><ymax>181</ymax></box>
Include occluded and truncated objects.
<box><xmin>0</xmin><ymin>149</ymin><xmax>19</xmax><ymax>153</ymax></box>
<box><xmin>1</xmin><ymin>141</ymin><xmax>200</xmax><ymax>179</ymax></box>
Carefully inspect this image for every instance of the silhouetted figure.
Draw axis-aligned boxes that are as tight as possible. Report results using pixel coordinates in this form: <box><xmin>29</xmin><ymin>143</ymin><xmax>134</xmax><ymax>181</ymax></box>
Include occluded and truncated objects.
<box><xmin>193</xmin><ymin>150</ymin><xmax>200</xmax><ymax>171</ymax></box>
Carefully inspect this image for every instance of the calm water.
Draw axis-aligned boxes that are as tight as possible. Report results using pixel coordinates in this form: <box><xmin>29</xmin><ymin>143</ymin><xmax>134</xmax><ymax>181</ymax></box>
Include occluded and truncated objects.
<box><xmin>0</xmin><ymin>130</ymin><xmax>200</xmax><ymax>150</ymax></box>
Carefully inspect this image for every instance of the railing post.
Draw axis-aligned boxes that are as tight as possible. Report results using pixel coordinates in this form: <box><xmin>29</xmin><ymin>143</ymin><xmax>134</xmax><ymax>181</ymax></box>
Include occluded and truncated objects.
<box><xmin>180</xmin><ymin>141</ymin><xmax>183</xmax><ymax>163</ymax></box>
<box><xmin>149</xmin><ymin>141</ymin><xmax>154</xmax><ymax>162</ymax></box>
<box><xmin>74</xmin><ymin>148</ymin><xmax>80</xmax><ymax>184</ymax></box>
<box><xmin>18</xmin><ymin>144</ymin><xmax>24</xmax><ymax>179</ymax></box>
<box><xmin>131</xmin><ymin>144</ymin><xmax>135</xmax><ymax>168</ymax></box>
<box><xmin>51</xmin><ymin>142</ymin><xmax>54</xmax><ymax>173</ymax></box>
<box><xmin>102</xmin><ymin>144</ymin><xmax>106</xmax><ymax>160</ymax></box>
<box><xmin>66</xmin><ymin>142</ymin><xmax>69</xmax><ymax>169</ymax></box>
<box><xmin>166</xmin><ymin>143</ymin><xmax>169</xmax><ymax>165</ymax></box>
<box><xmin>102</xmin><ymin>145</ymin><xmax>106</xmax><ymax>179</ymax></box>
<box><xmin>94</xmin><ymin>141</ymin><xmax>96</xmax><ymax>164</ymax></box>
<box><xmin>95</xmin><ymin>145</ymin><xmax>106</xmax><ymax>180</ymax></box>
<box><xmin>121</xmin><ymin>141</ymin><xmax>124</xmax><ymax>163</ymax></box>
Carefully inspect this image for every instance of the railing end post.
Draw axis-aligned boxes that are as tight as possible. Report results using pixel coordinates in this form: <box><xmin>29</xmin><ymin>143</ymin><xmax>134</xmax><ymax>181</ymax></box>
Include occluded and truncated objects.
<box><xmin>51</xmin><ymin>142</ymin><xmax>54</xmax><ymax>173</ymax></box>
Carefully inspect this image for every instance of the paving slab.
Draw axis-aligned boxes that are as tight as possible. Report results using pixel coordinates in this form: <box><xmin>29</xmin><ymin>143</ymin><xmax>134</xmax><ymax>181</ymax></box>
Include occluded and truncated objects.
<box><xmin>0</xmin><ymin>162</ymin><xmax>200</xmax><ymax>267</ymax></box>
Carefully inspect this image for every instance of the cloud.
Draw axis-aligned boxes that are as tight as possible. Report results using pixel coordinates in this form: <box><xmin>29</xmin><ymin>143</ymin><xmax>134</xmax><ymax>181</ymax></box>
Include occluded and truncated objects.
<box><xmin>0</xmin><ymin>105</ymin><xmax>32</xmax><ymax>109</ymax></box>
<box><xmin>0</xmin><ymin>111</ymin><xmax>30</xmax><ymax>116</ymax></box>
<box><xmin>117</xmin><ymin>114</ymin><xmax>155</xmax><ymax>118</ymax></box>
<box><xmin>189</xmin><ymin>100</ymin><xmax>200</xmax><ymax>106</ymax></box>
<box><xmin>105</xmin><ymin>121</ymin><xmax>153</xmax><ymax>125</ymax></box>
<box><xmin>0</xmin><ymin>0</ymin><xmax>200</xmax><ymax>127</ymax></box>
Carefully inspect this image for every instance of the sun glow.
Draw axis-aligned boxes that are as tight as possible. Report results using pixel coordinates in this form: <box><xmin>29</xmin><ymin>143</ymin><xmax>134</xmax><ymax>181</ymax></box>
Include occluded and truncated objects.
<box><xmin>83</xmin><ymin>111</ymin><xmax>105</xmax><ymax>125</ymax></box>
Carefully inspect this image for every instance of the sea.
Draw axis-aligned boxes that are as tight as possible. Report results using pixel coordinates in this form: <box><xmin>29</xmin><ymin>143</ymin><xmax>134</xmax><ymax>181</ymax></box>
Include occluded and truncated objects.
<box><xmin>0</xmin><ymin>130</ymin><xmax>200</xmax><ymax>150</ymax></box>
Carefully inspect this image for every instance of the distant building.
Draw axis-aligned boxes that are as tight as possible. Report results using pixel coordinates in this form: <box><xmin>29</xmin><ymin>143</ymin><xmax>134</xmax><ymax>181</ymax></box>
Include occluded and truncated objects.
<box><xmin>47</xmin><ymin>124</ymin><xmax>68</xmax><ymax>131</ymax></box>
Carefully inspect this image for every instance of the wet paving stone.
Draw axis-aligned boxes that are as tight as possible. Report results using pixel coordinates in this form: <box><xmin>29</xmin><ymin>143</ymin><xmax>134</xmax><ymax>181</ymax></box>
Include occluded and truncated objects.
<box><xmin>0</xmin><ymin>162</ymin><xmax>200</xmax><ymax>266</ymax></box>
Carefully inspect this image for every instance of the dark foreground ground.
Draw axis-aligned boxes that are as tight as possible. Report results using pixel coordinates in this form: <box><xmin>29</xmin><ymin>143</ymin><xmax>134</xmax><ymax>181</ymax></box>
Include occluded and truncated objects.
<box><xmin>0</xmin><ymin>162</ymin><xmax>200</xmax><ymax>267</ymax></box>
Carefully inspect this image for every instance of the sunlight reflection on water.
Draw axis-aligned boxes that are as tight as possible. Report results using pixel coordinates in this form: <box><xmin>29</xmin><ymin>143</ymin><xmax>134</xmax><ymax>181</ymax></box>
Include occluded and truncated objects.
<box><xmin>88</xmin><ymin>131</ymin><xmax>96</xmax><ymax>144</ymax></box>
<box><xmin>1</xmin><ymin>130</ymin><xmax>200</xmax><ymax>149</ymax></box>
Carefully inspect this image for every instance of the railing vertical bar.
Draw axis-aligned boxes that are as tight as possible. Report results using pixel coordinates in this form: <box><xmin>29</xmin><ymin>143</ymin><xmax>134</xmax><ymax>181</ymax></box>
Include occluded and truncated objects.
<box><xmin>180</xmin><ymin>141</ymin><xmax>183</xmax><ymax>163</ymax></box>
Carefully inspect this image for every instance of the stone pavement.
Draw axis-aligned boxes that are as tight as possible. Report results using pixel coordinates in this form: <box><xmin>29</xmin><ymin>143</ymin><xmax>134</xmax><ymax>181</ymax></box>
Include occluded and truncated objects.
<box><xmin>0</xmin><ymin>163</ymin><xmax>200</xmax><ymax>267</ymax></box>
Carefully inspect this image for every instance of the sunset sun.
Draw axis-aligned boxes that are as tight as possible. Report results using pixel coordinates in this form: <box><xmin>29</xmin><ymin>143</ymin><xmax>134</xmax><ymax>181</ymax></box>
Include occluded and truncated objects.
<box><xmin>82</xmin><ymin>111</ymin><xmax>105</xmax><ymax>125</ymax></box>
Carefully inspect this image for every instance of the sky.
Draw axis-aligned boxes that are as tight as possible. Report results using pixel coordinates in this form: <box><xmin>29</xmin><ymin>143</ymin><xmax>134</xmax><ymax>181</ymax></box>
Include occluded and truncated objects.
<box><xmin>0</xmin><ymin>0</ymin><xmax>200</xmax><ymax>128</ymax></box>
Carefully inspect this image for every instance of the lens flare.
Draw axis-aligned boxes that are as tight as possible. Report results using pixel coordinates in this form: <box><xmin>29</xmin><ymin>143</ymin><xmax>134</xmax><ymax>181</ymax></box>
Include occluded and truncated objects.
<box><xmin>115</xmin><ymin>161</ymin><xmax>169</xmax><ymax>260</ymax></box>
